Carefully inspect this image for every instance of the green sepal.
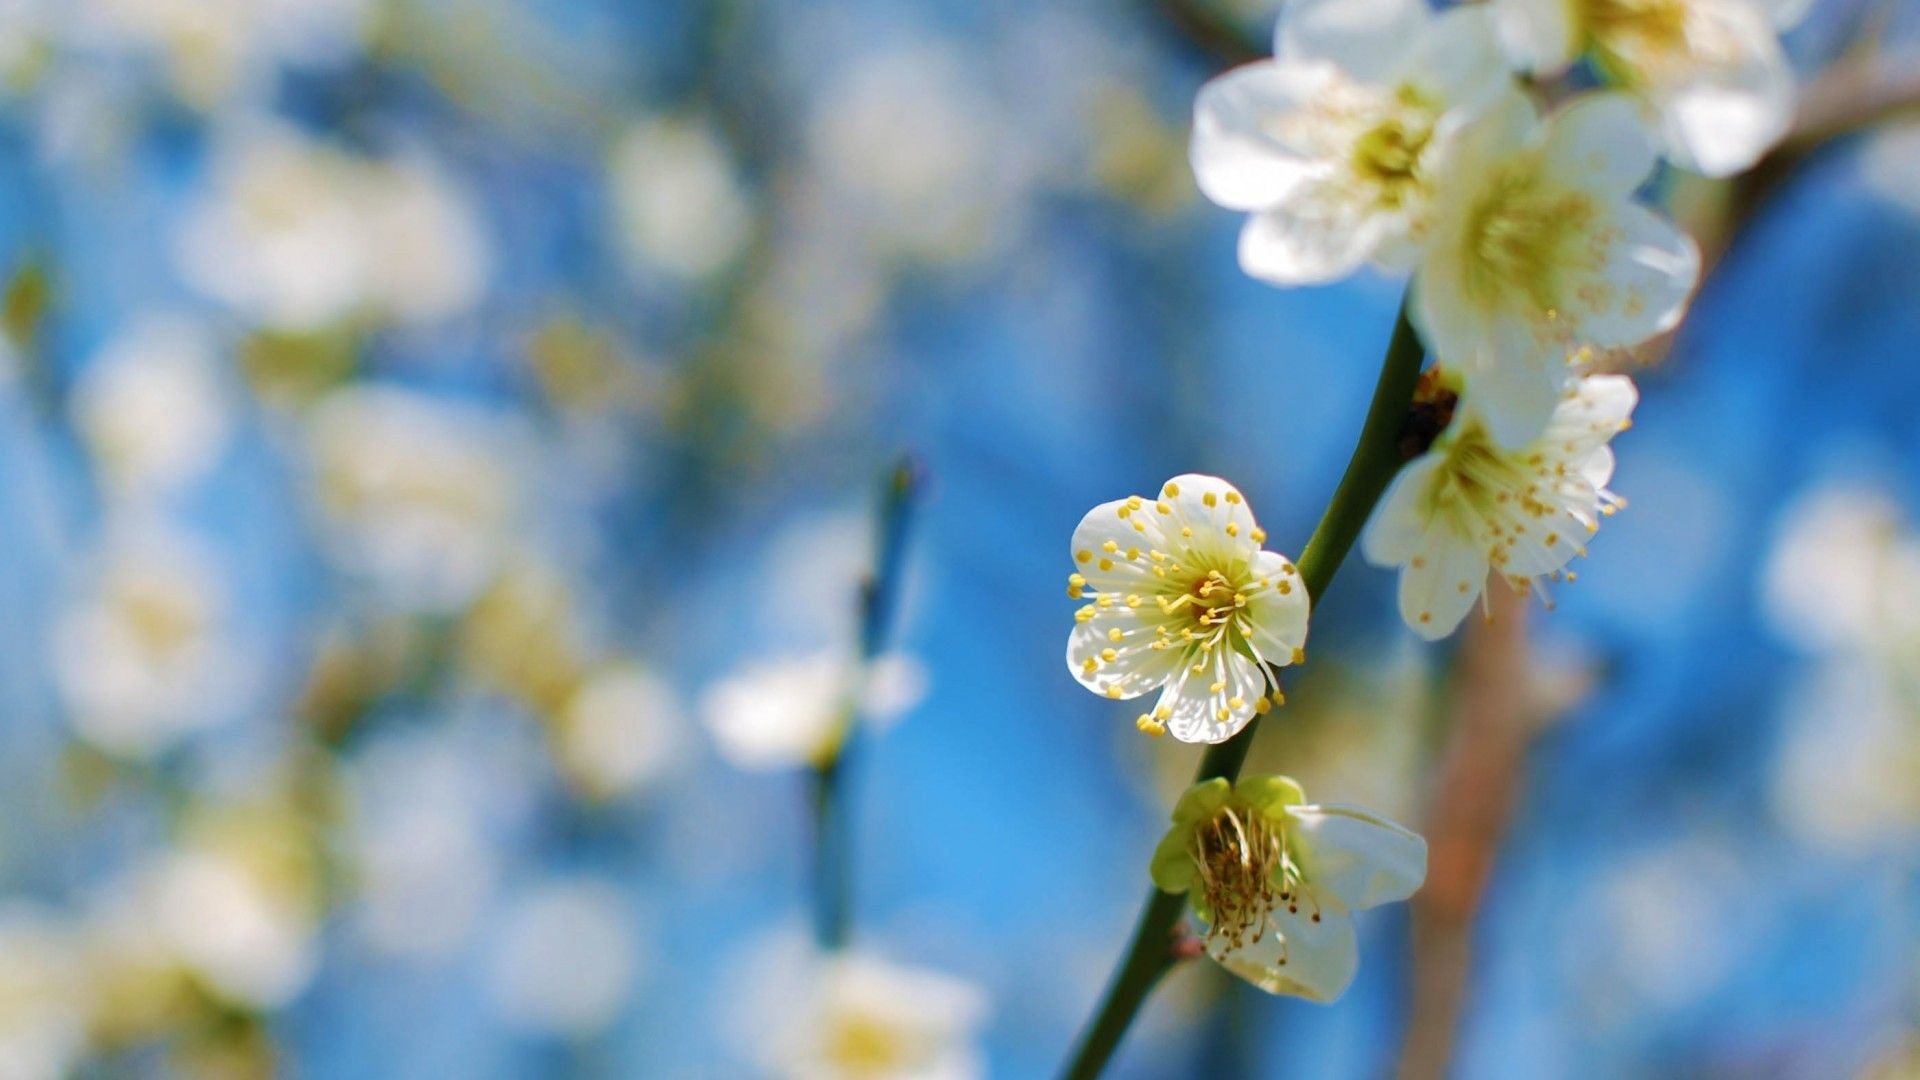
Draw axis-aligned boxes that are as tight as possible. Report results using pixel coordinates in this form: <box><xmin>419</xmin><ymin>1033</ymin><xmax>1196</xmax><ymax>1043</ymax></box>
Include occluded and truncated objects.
<box><xmin>1233</xmin><ymin>774</ymin><xmax>1305</xmax><ymax>819</ymax></box>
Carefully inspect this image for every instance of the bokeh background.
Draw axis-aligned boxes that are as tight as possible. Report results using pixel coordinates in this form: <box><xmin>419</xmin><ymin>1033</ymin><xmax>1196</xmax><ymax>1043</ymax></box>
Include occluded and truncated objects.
<box><xmin>0</xmin><ymin>0</ymin><xmax>1914</xmax><ymax>1076</ymax></box>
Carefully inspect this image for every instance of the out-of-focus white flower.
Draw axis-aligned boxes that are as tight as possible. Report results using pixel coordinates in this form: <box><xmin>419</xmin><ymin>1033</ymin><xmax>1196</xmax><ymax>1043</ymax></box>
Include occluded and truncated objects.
<box><xmin>1760</xmin><ymin>483</ymin><xmax>1913</xmax><ymax>653</ymax></box>
<box><xmin>485</xmin><ymin>880</ymin><xmax>641</xmax><ymax>1036</ymax></box>
<box><xmin>701</xmin><ymin>651</ymin><xmax>928</xmax><ymax>770</ymax></box>
<box><xmin>1191</xmin><ymin>0</ymin><xmax>1514</xmax><ymax>285</ymax></box>
<box><xmin>749</xmin><ymin>944</ymin><xmax>990</xmax><ymax>1080</ymax></box>
<box><xmin>1151</xmin><ymin>776</ymin><xmax>1427</xmax><ymax>1002</ymax></box>
<box><xmin>808</xmin><ymin>44</ymin><xmax>1020</xmax><ymax>262</ymax></box>
<box><xmin>1362</xmin><ymin>372</ymin><xmax>1635</xmax><ymax>640</ymax></box>
<box><xmin>1413</xmin><ymin>93</ymin><xmax>1696</xmax><ymax>446</ymax></box>
<box><xmin>68</xmin><ymin>0</ymin><xmax>372</xmax><ymax>107</ymax></box>
<box><xmin>609</xmin><ymin>116</ymin><xmax>753</xmax><ymax>283</ymax></box>
<box><xmin>1491</xmin><ymin>0</ymin><xmax>1807</xmax><ymax>176</ymax></box>
<box><xmin>145</xmin><ymin>850</ymin><xmax>316</xmax><ymax>1008</ymax></box>
<box><xmin>306</xmin><ymin>384</ymin><xmax>522</xmax><ymax>613</ymax></box>
<box><xmin>52</xmin><ymin>526</ymin><xmax>239</xmax><ymax>757</ymax></box>
<box><xmin>178</xmin><ymin>124</ymin><xmax>489</xmax><ymax>331</ymax></box>
<box><xmin>71</xmin><ymin>313</ymin><xmax>231</xmax><ymax>499</ymax></box>
<box><xmin>0</xmin><ymin>906</ymin><xmax>88</xmax><ymax>1080</ymax></box>
<box><xmin>347</xmin><ymin>732</ymin><xmax>501</xmax><ymax>960</ymax></box>
<box><xmin>553</xmin><ymin>663</ymin><xmax>685</xmax><ymax>801</ymax></box>
<box><xmin>1770</xmin><ymin>656</ymin><xmax>1920</xmax><ymax>854</ymax></box>
<box><xmin>1065</xmin><ymin>474</ymin><xmax>1309</xmax><ymax>744</ymax></box>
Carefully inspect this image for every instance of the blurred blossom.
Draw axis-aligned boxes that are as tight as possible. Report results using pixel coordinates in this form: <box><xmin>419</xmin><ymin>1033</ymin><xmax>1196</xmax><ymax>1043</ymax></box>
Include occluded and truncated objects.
<box><xmin>65</xmin><ymin>0</ymin><xmax>371</xmax><ymax>108</ymax></box>
<box><xmin>71</xmin><ymin>313</ymin><xmax>232</xmax><ymax>500</ymax></box>
<box><xmin>460</xmin><ymin>555</ymin><xmax>589</xmax><ymax>713</ymax></box>
<box><xmin>1585</xmin><ymin>838</ymin><xmax>1744</xmax><ymax>1012</ymax></box>
<box><xmin>609</xmin><ymin>116</ymin><xmax>754</xmax><ymax>284</ymax></box>
<box><xmin>806</xmin><ymin>43</ymin><xmax>1024</xmax><ymax>263</ymax></box>
<box><xmin>1761</xmin><ymin>483</ymin><xmax>1919</xmax><ymax>654</ymax></box>
<box><xmin>0</xmin><ymin>905</ymin><xmax>88</xmax><ymax>1080</ymax></box>
<box><xmin>733</xmin><ymin>935</ymin><xmax>989</xmax><ymax>1080</ymax></box>
<box><xmin>1861</xmin><ymin>125</ymin><xmax>1920</xmax><ymax>217</ymax></box>
<box><xmin>552</xmin><ymin>662</ymin><xmax>685</xmax><ymax>802</ymax></box>
<box><xmin>179</xmin><ymin>124</ymin><xmax>490</xmax><ymax>331</ymax></box>
<box><xmin>347</xmin><ymin>731</ymin><xmax>502</xmax><ymax>960</ymax></box>
<box><xmin>306</xmin><ymin>384</ymin><xmax>524</xmax><ymax>613</ymax></box>
<box><xmin>1770</xmin><ymin>656</ymin><xmax>1920</xmax><ymax>855</ymax></box>
<box><xmin>485</xmin><ymin>880</ymin><xmax>642</xmax><ymax>1037</ymax></box>
<box><xmin>702</xmin><ymin>651</ymin><xmax>927</xmax><ymax>771</ymax></box>
<box><xmin>52</xmin><ymin>524</ymin><xmax>241</xmax><ymax>757</ymax></box>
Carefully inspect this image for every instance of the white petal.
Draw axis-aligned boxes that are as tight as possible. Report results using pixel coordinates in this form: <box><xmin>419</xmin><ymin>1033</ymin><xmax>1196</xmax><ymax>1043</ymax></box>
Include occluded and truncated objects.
<box><xmin>1209</xmin><ymin>906</ymin><xmax>1360</xmax><ymax>1002</ymax></box>
<box><xmin>1276</xmin><ymin>0</ymin><xmax>1428</xmax><ymax>83</ymax></box>
<box><xmin>1490</xmin><ymin>0</ymin><xmax>1583</xmax><ymax>75</ymax></box>
<box><xmin>1288</xmin><ymin>804</ymin><xmax>1429</xmax><ymax>910</ymax></box>
<box><xmin>1361</xmin><ymin>454</ymin><xmax>1445</xmax><ymax>568</ymax></box>
<box><xmin>1069</xmin><ymin>497</ymin><xmax>1164</xmax><ymax>591</ymax></box>
<box><xmin>1191</xmin><ymin>61</ymin><xmax>1330</xmax><ymax>212</ymax></box>
<box><xmin>1752</xmin><ymin>0</ymin><xmax>1815</xmax><ymax>30</ymax></box>
<box><xmin>1399</xmin><ymin>7</ymin><xmax>1512</xmax><ymax>117</ymax></box>
<box><xmin>1490</xmin><ymin>497</ymin><xmax>1591</xmax><ymax>578</ymax></box>
<box><xmin>1541</xmin><ymin>93</ymin><xmax>1659</xmax><ymax>199</ymax></box>
<box><xmin>1067</xmin><ymin>619</ymin><xmax>1180</xmax><ymax>700</ymax></box>
<box><xmin>1244</xmin><ymin>550</ymin><xmax>1311</xmax><ymax>660</ymax></box>
<box><xmin>1463</xmin><ymin>340</ymin><xmax>1563</xmax><ymax>449</ymax></box>
<box><xmin>1158</xmin><ymin>649</ymin><xmax>1265</xmax><ymax>744</ymax></box>
<box><xmin>1543</xmin><ymin>373</ymin><xmax>1637</xmax><ymax>456</ymax></box>
<box><xmin>1398</xmin><ymin>521</ymin><xmax>1489</xmax><ymax>640</ymax></box>
<box><xmin>1568</xmin><ymin>202</ymin><xmax>1700</xmax><ymax>348</ymax></box>
<box><xmin>1653</xmin><ymin>37</ymin><xmax>1795</xmax><ymax>177</ymax></box>
<box><xmin>1158</xmin><ymin>473</ymin><xmax>1262</xmax><ymax>564</ymax></box>
<box><xmin>1239</xmin><ymin>185</ymin><xmax>1386</xmax><ymax>286</ymax></box>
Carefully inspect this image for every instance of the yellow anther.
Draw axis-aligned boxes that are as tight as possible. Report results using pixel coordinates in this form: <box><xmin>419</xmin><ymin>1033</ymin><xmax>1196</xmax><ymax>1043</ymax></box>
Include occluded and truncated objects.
<box><xmin>1202</xmin><ymin>492</ymin><xmax>1217</xmax><ymax>508</ymax></box>
<box><xmin>1225</xmin><ymin>523</ymin><xmax>1239</xmax><ymax>537</ymax></box>
<box><xmin>1127</xmin><ymin>496</ymin><xmax>1144</xmax><ymax>510</ymax></box>
<box><xmin>1108</xmin><ymin>628</ymin><xmax>1124</xmax><ymax>642</ymax></box>
<box><xmin>1082</xmin><ymin>657</ymin><xmax>1097</xmax><ymax>673</ymax></box>
<box><xmin>1290</xmin><ymin>647</ymin><xmax>1305</xmax><ymax>664</ymax></box>
<box><xmin>1209</xmin><ymin>681</ymin><xmax>1227</xmax><ymax>693</ymax></box>
<box><xmin>1101</xmin><ymin>648</ymin><xmax>1118</xmax><ymax>662</ymax></box>
<box><xmin>1098</xmin><ymin>558</ymin><xmax>1114</xmax><ymax>571</ymax></box>
<box><xmin>1164</xmin><ymin>482</ymin><xmax>1180</xmax><ymax>497</ymax></box>
<box><xmin>1076</xmin><ymin>549</ymin><xmax>1092</xmax><ymax>564</ymax></box>
<box><xmin>1156</xmin><ymin>501</ymin><xmax>1171</xmax><ymax>514</ymax></box>
<box><xmin>1228</xmin><ymin>696</ymin><xmax>1245</xmax><ymax>710</ymax></box>
<box><xmin>1068</xmin><ymin>573</ymin><xmax>1087</xmax><ymax>588</ymax></box>
<box><xmin>1106</xmin><ymin>685</ymin><xmax>1123</xmax><ymax>699</ymax></box>
<box><xmin>1225</xmin><ymin>491</ymin><xmax>1241</xmax><ymax>504</ymax></box>
<box><xmin>1250</xmin><ymin>528</ymin><xmax>1267</xmax><ymax>543</ymax></box>
<box><xmin>1181</xmin><ymin>527</ymin><xmax>1193</xmax><ymax>538</ymax></box>
<box><xmin>1215</xmin><ymin>707</ymin><xmax>1229</xmax><ymax>721</ymax></box>
<box><xmin>1155</xmin><ymin>705</ymin><xmax>1171</xmax><ymax>720</ymax></box>
<box><xmin>1255</xmin><ymin>696</ymin><xmax>1272</xmax><ymax>714</ymax></box>
<box><xmin>1102</xmin><ymin>540</ymin><xmax>1119</xmax><ymax>553</ymax></box>
<box><xmin>1136</xmin><ymin>715</ymin><xmax>1166</xmax><ymax>736</ymax></box>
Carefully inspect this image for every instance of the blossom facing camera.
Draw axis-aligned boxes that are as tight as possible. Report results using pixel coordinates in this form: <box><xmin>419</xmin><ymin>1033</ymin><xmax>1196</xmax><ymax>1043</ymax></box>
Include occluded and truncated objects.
<box><xmin>1491</xmin><ymin>0</ymin><xmax>1808</xmax><ymax>177</ymax></box>
<box><xmin>1066</xmin><ymin>475</ymin><xmax>1309</xmax><ymax>744</ymax></box>
<box><xmin>1413</xmin><ymin>92</ymin><xmax>1696</xmax><ymax>446</ymax></box>
<box><xmin>1362</xmin><ymin>371</ymin><xmax>1637</xmax><ymax>640</ymax></box>
<box><xmin>1151</xmin><ymin>776</ymin><xmax>1427</xmax><ymax>1002</ymax></box>
<box><xmin>1191</xmin><ymin>0</ymin><xmax>1516</xmax><ymax>285</ymax></box>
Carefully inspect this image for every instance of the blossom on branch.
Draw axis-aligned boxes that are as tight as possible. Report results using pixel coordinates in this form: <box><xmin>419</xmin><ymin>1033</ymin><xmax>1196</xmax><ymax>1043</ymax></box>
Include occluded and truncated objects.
<box><xmin>1065</xmin><ymin>475</ymin><xmax>1309</xmax><ymax>744</ymax></box>
<box><xmin>1150</xmin><ymin>775</ymin><xmax>1427</xmax><ymax>1002</ymax></box>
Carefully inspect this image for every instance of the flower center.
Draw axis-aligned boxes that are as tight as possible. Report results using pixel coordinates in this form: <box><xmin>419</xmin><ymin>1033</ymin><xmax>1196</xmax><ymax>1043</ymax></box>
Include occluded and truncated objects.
<box><xmin>1460</xmin><ymin>161</ymin><xmax>1599</xmax><ymax>317</ymax></box>
<box><xmin>1585</xmin><ymin>0</ymin><xmax>1694</xmax><ymax>80</ymax></box>
<box><xmin>1351</xmin><ymin>91</ymin><xmax>1437</xmax><ymax>208</ymax></box>
<box><xmin>1188</xmin><ymin>805</ymin><xmax>1322</xmax><ymax>961</ymax></box>
<box><xmin>824</xmin><ymin>1011</ymin><xmax>920</xmax><ymax>1074</ymax></box>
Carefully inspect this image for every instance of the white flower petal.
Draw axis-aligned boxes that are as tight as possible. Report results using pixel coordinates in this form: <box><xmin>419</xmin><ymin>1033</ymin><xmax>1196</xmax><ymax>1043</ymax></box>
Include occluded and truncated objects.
<box><xmin>1191</xmin><ymin>61</ymin><xmax>1330</xmax><ymax>212</ymax></box>
<box><xmin>1399</xmin><ymin>7</ymin><xmax>1512</xmax><ymax>117</ymax></box>
<box><xmin>1543</xmin><ymin>373</ymin><xmax>1637</xmax><ymax>456</ymax></box>
<box><xmin>1464</xmin><ymin>339</ymin><xmax>1563</xmax><ymax>449</ymax></box>
<box><xmin>1541</xmin><ymin>93</ymin><xmax>1659</xmax><ymax>199</ymax></box>
<box><xmin>1244</xmin><ymin>550</ymin><xmax>1311</xmax><ymax>661</ymax></box>
<box><xmin>1213</xmin><ymin>906</ymin><xmax>1360</xmax><ymax>1002</ymax></box>
<box><xmin>1752</xmin><ymin>0</ymin><xmax>1815</xmax><ymax>30</ymax></box>
<box><xmin>1069</xmin><ymin>497</ymin><xmax>1164</xmax><ymax>591</ymax></box>
<box><xmin>1158</xmin><ymin>650</ymin><xmax>1265</xmax><ymax>744</ymax></box>
<box><xmin>1653</xmin><ymin>36</ymin><xmax>1795</xmax><ymax>177</ymax></box>
<box><xmin>1570</xmin><ymin>202</ymin><xmax>1700</xmax><ymax>348</ymax></box>
<box><xmin>1239</xmin><ymin>186</ymin><xmax>1387</xmax><ymax>286</ymax></box>
<box><xmin>1491</xmin><ymin>0</ymin><xmax>1584</xmax><ymax>75</ymax></box>
<box><xmin>1362</xmin><ymin>455</ymin><xmax>1446</xmax><ymax>568</ymax></box>
<box><xmin>1399</xmin><ymin>521</ymin><xmax>1490</xmax><ymax>640</ymax></box>
<box><xmin>1067</xmin><ymin>620</ymin><xmax>1181</xmax><ymax>700</ymax></box>
<box><xmin>1277</xmin><ymin>0</ymin><xmax>1429</xmax><ymax>83</ymax></box>
<box><xmin>1289</xmin><ymin>804</ymin><xmax>1428</xmax><ymax>910</ymax></box>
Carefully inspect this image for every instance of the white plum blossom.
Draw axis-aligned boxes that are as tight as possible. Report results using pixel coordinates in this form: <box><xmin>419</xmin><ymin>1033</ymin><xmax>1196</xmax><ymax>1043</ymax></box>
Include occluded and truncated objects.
<box><xmin>1491</xmin><ymin>0</ymin><xmax>1809</xmax><ymax>176</ymax></box>
<box><xmin>1151</xmin><ymin>776</ymin><xmax>1427</xmax><ymax>1001</ymax></box>
<box><xmin>1413</xmin><ymin>93</ymin><xmax>1696</xmax><ymax>446</ymax></box>
<box><xmin>702</xmin><ymin>651</ymin><xmax>928</xmax><ymax>770</ymax></box>
<box><xmin>1066</xmin><ymin>474</ymin><xmax>1309</xmax><ymax>744</ymax></box>
<box><xmin>1191</xmin><ymin>0</ymin><xmax>1516</xmax><ymax>284</ymax></box>
<box><xmin>742</xmin><ymin>941</ymin><xmax>990</xmax><ymax>1080</ymax></box>
<box><xmin>485</xmin><ymin>880</ymin><xmax>642</xmax><ymax>1036</ymax></box>
<box><xmin>552</xmin><ymin>663</ymin><xmax>686</xmax><ymax>801</ymax></box>
<box><xmin>71</xmin><ymin>314</ymin><xmax>232</xmax><ymax>500</ymax></box>
<box><xmin>1363</xmin><ymin>372</ymin><xmax>1636</xmax><ymax>640</ymax></box>
<box><xmin>609</xmin><ymin>115</ymin><xmax>754</xmax><ymax>283</ymax></box>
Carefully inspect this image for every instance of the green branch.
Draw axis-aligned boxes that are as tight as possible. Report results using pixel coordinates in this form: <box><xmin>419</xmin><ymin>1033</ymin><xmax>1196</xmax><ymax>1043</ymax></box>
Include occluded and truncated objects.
<box><xmin>1058</xmin><ymin>297</ymin><xmax>1426</xmax><ymax>1080</ymax></box>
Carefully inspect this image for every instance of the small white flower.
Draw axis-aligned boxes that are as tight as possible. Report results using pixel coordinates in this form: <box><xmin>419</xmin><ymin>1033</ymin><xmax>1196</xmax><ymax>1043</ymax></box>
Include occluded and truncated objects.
<box><xmin>609</xmin><ymin>115</ymin><xmax>754</xmax><ymax>283</ymax></box>
<box><xmin>1413</xmin><ymin>93</ymin><xmax>1695</xmax><ymax>446</ymax></box>
<box><xmin>1491</xmin><ymin>0</ymin><xmax>1807</xmax><ymax>176</ymax></box>
<box><xmin>1152</xmin><ymin>776</ymin><xmax>1427</xmax><ymax>1002</ymax></box>
<box><xmin>1363</xmin><ymin>372</ymin><xmax>1636</xmax><ymax>640</ymax></box>
<box><xmin>1192</xmin><ymin>0</ymin><xmax>1516</xmax><ymax>284</ymax></box>
<box><xmin>1066</xmin><ymin>474</ymin><xmax>1308</xmax><ymax>744</ymax></box>
<box><xmin>552</xmin><ymin>663</ymin><xmax>685</xmax><ymax>801</ymax></box>
<box><xmin>702</xmin><ymin>651</ymin><xmax>927</xmax><ymax>770</ymax></box>
<box><xmin>71</xmin><ymin>313</ymin><xmax>232</xmax><ymax>500</ymax></box>
<box><xmin>750</xmin><ymin>944</ymin><xmax>989</xmax><ymax>1080</ymax></box>
<box><xmin>485</xmin><ymin>880</ymin><xmax>642</xmax><ymax>1037</ymax></box>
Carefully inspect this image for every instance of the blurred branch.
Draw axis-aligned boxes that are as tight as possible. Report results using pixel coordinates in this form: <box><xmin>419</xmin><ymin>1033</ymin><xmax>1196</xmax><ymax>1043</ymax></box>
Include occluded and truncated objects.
<box><xmin>1394</xmin><ymin>44</ymin><xmax>1920</xmax><ymax>1080</ymax></box>
<box><xmin>1145</xmin><ymin>0</ymin><xmax>1264</xmax><ymax>67</ymax></box>
<box><xmin>1059</xmin><ymin>301</ymin><xmax>1428</xmax><ymax>1080</ymax></box>
<box><xmin>811</xmin><ymin>455</ymin><xmax>926</xmax><ymax>951</ymax></box>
